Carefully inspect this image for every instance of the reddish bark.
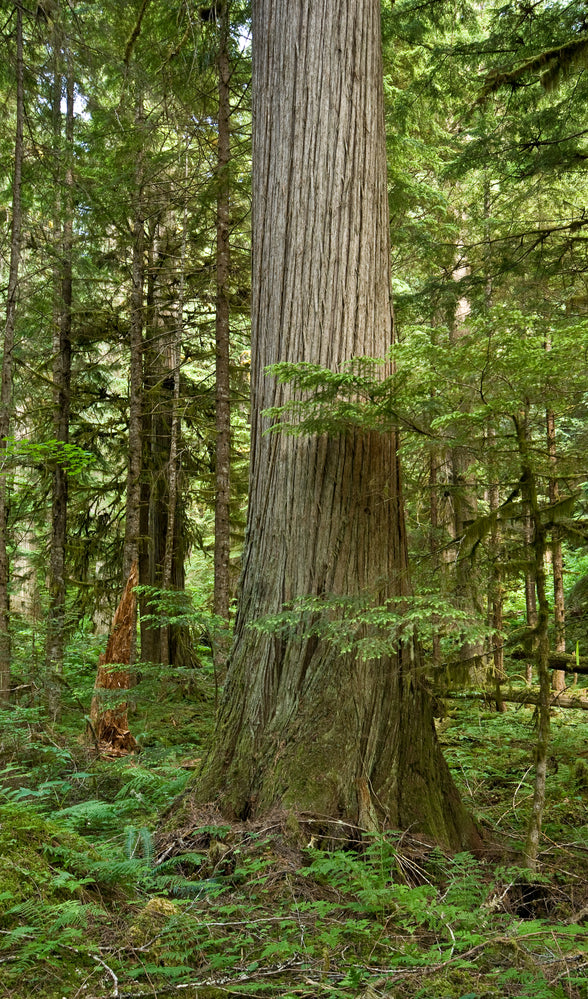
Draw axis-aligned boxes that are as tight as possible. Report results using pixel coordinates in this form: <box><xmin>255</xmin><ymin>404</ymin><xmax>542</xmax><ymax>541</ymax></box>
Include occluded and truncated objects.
<box><xmin>89</xmin><ymin>561</ymin><xmax>138</xmax><ymax>753</ymax></box>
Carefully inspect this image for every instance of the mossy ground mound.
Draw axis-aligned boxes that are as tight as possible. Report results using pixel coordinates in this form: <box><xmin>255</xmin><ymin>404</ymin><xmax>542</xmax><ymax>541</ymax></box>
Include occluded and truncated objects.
<box><xmin>0</xmin><ymin>804</ymin><xmax>99</xmax><ymax>914</ymax></box>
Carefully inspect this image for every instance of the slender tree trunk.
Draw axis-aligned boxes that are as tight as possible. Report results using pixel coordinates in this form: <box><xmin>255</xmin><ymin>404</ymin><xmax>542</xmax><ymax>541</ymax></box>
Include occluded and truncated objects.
<box><xmin>523</xmin><ymin>500</ymin><xmax>538</xmax><ymax>684</ymax></box>
<box><xmin>139</xmin><ymin>225</ymin><xmax>159</xmax><ymax>665</ymax></box>
<box><xmin>140</xmin><ymin>225</ymin><xmax>171</xmax><ymax>665</ymax></box>
<box><xmin>160</xmin><ymin>199</ymin><xmax>186</xmax><ymax>667</ymax></box>
<box><xmin>488</xmin><ymin>426</ymin><xmax>506</xmax><ymax>711</ymax></box>
<box><xmin>482</xmin><ymin>186</ymin><xmax>504</xmax><ymax>708</ymax></box>
<box><xmin>193</xmin><ymin>0</ymin><xmax>476</xmax><ymax>848</ymax></box>
<box><xmin>452</xmin><ymin>443</ymin><xmax>480</xmax><ymax>672</ymax></box>
<box><xmin>92</xmin><ymin>86</ymin><xmax>145</xmax><ymax>741</ymax></box>
<box><xmin>139</xmin><ymin>220</ymin><xmax>192</xmax><ymax>668</ymax></box>
<box><xmin>123</xmin><ymin>89</ymin><xmax>145</xmax><ymax>664</ymax></box>
<box><xmin>0</xmin><ymin>3</ymin><xmax>24</xmax><ymax>703</ymax></box>
<box><xmin>449</xmin><ymin>254</ymin><xmax>482</xmax><ymax>677</ymax></box>
<box><xmin>520</xmin><ymin>407</ymin><xmax>537</xmax><ymax>684</ymax></box>
<box><xmin>429</xmin><ymin>451</ymin><xmax>442</xmax><ymax>667</ymax></box>
<box><xmin>160</xmin><ymin>409</ymin><xmax>179</xmax><ymax>668</ymax></box>
<box><xmin>547</xmin><ymin>407</ymin><xmax>566</xmax><ymax>691</ymax></box>
<box><xmin>515</xmin><ymin>418</ymin><xmax>551</xmax><ymax>871</ymax></box>
<box><xmin>213</xmin><ymin>3</ymin><xmax>232</xmax><ymax>668</ymax></box>
<box><xmin>46</xmin><ymin>50</ymin><xmax>74</xmax><ymax>710</ymax></box>
<box><xmin>121</xmin><ymin>88</ymin><xmax>145</xmax><ymax>702</ymax></box>
<box><xmin>120</xmin><ymin>0</ymin><xmax>150</xmax><ymax>673</ymax></box>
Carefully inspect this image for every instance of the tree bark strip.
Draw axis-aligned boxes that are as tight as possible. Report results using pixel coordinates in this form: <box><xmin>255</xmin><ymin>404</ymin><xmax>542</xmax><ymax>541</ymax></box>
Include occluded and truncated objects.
<box><xmin>123</xmin><ymin>89</ymin><xmax>145</xmax><ymax>588</ymax></box>
<box><xmin>46</xmin><ymin>46</ymin><xmax>74</xmax><ymax>707</ymax></box>
<box><xmin>0</xmin><ymin>3</ymin><xmax>24</xmax><ymax>703</ymax></box>
<box><xmin>515</xmin><ymin>416</ymin><xmax>551</xmax><ymax>871</ymax></box>
<box><xmin>546</xmin><ymin>405</ymin><xmax>566</xmax><ymax>691</ymax></box>
<box><xmin>487</xmin><ymin>425</ymin><xmax>506</xmax><ymax>710</ymax></box>
<box><xmin>89</xmin><ymin>561</ymin><xmax>138</xmax><ymax>752</ymax></box>
<box><xmin>160</xmin><ymin>155</ymin><xmax>187</xmax><ymax>665</ymax></box>
<box><xmin>213</xmin><ymin>3</ymin><xmax>232</xmax><ymax>663</ymax></box>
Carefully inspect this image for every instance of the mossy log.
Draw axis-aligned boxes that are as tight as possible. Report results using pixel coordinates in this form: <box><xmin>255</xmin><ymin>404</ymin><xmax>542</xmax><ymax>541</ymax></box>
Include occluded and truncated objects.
<box><xmin>510</xmin><ymin>649</ymin><xmax>588</xmax><ymax>675</ymax></box>
<box><xmin>445</xmin><ymin>688</ymin><xmax>588</xmax><ymax>710</ymax></box>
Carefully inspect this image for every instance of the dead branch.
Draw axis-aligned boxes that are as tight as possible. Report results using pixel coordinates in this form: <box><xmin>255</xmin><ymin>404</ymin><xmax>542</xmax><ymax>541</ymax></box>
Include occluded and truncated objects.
<box><xmin>510</xmin><ymin>649</ymin><xmax>588</xmax><ymax>675</ymax></box>
<box><xmin>445</xmin><ymin>688</ymin><xmax>588</xmax><ymax>711</ymax></box>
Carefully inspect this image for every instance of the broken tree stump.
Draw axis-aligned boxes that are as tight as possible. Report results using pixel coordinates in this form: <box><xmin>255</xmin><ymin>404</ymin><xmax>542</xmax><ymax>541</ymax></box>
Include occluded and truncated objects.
<box><xmin>88</xmin><ymin>561</ymin><xmax>139</xmax><ymax>754</ymax></box>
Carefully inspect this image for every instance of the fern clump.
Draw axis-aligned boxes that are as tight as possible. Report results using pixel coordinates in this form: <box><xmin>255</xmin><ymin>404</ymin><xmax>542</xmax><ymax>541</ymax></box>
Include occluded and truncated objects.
<box><xmin>0</xmin><ymin>803</ymin><xmax>98</xmax><ymax>916</ymax></box>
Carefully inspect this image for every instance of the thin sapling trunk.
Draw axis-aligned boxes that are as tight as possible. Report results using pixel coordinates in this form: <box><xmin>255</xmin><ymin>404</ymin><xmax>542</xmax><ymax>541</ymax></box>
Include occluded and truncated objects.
<box><xmin>0</xmin><ymin>3</ymin><xmax>24</xmax><ymax>703</ymax></box>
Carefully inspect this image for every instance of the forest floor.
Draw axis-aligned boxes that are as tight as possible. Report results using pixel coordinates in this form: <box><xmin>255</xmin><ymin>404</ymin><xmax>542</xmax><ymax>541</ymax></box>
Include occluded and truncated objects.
<box><xmin>0</xmin><ymin>643</ymin><xmax>587</xmax><ymax>999</ymax></box>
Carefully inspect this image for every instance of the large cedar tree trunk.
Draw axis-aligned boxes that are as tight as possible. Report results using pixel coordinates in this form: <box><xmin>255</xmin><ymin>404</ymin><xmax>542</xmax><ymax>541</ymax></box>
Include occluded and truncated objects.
<box><xmin>195</xmin><ymin>0</ymin><xmax>475</xmax><ymax>848</ymax></box>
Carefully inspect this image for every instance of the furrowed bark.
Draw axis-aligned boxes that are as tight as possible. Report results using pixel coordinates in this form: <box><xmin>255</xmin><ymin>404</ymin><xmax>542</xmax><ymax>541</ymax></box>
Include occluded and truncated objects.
<box><xmin>193</xmin><ymin>0</ymin><xmax>477</xmax><ymax>849</ymax></box>
<box><xmin>89</xmin><ymin>561</ymin><xmax>138</xmax><ymax>752</ymax></box>
<box><xmin>213</xmin><ymin>2</ymin><xmax>232</xmax><ymax>668</ymax></box>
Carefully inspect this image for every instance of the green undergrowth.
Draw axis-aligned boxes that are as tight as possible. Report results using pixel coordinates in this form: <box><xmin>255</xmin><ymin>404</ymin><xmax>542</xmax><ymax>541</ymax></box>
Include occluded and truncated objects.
<box><xmin>0</xmin><ymin>803</ymin><xmax>586</xmax><ymax>998</ymax></box>
<box><xmin>0</xmin><ymin>664</ymin><xmax>586</xmax><ymax>998</ymax></box>
<box><xmin>441</xmin><ymin>704</ymin><xmax>588</xmax><ymax>854</ymax></box>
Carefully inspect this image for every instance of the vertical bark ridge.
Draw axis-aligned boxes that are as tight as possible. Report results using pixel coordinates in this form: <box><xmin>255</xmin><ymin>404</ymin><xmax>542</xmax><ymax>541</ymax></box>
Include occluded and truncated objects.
<box><xmin>213</xmin><ymin>5</ymin><xmax>233</xmax><ymax>638</ymax></box>
<box><xmin>193</xmin><ymin>0</ymin><xmax>475</xmax><ymax>848</ymax></box>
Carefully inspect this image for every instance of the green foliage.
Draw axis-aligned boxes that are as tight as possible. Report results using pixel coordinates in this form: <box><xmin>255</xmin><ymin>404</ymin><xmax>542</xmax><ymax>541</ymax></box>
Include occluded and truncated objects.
<box><xmin>2</xmin><ymin>437</ymin><xmax>95</xmax><ymax>475</ymax></box>
<box><xmin>0</xmin><ymin>671</ymin><xmax>586</xmax><ymax>997</ymax></box>
<box><xmin>137</xmin><ymin>583</ymin><xmax>231</xmax><ymax>656</ymax></box>
<box><xmin>251</xmin><ymin>590</ymin><xmax>485</xmax><ymax>663</ymax></box>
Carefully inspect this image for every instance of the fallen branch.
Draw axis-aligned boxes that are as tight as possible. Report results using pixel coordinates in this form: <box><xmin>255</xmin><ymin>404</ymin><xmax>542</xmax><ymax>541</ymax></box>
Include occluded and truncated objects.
<box><xmin>445</xmin><ymin>688</ymin><xmax>588</xmax><ymax>711</ymax></box>
<box><xmin>510</xmin><ymin>649</ymin><xmax>588</xmax><ymax>676</ymax></box>
<box><xmin>92</xmin><ymin>954</ymin><xmax>119</xmax><ymax>997</ymax></box>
